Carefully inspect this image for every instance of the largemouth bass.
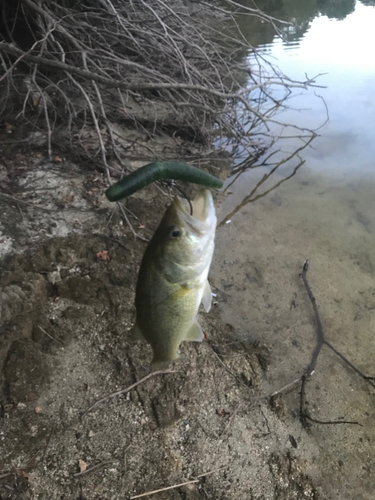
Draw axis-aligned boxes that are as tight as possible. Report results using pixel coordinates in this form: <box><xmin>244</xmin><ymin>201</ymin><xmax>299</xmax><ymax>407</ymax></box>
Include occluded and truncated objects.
<box><xmin>132</xmin><ymin>189</ymin><xmax>217</xmax><ymax>366</ymax></box>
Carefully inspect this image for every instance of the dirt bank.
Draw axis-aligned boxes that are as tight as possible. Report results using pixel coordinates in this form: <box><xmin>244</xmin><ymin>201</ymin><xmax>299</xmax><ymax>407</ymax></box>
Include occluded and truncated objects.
<box><xmin>0</xmin><ymin>147</ymin><xmax>324</xmax><ymax>500</ymax></box>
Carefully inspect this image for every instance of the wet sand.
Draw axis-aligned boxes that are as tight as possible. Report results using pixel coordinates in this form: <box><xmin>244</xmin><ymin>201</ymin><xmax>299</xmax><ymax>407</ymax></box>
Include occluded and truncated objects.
<box><xmin>212</xmin><ymin>165</ymin><xmax>375</xmax><ymax>499</ymax></box>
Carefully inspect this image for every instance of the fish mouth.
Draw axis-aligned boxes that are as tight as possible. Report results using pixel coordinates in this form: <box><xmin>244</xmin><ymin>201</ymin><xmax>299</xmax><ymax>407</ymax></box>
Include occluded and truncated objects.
<box><xmin>177</xmin><ymin>189</ymin><xmax>214</xmax><ymax>220</ymax></box>
<box><xmin>175</xmin><ymin>189</ymin><xmax>216</xmax><ymax>233</ymax></box>
<box><xmin>191</xmin><ymin>189</ymin><xmax>213</xmax><ymax>221</ymax></box>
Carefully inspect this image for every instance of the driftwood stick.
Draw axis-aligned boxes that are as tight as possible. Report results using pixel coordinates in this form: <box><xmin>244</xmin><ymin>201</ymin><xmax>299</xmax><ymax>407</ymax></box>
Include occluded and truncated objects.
<box><xmin>299</xmin><ymin>260</ymin><xmax>375</xmax><ymax>427</ymax></box>
<box><xmin>303</xmin><ymin>414</ymin><xmax>363</xmax><ymax>427</ymax></box>
<box><xmin>82</xmin><ymin>369</ymin><xmax>178</xmax><ymax>418</ymax></box>
<box><xmin>300</xmin><ymin>259</ymin><xmax>324</xmax><ymax>377</ymax></box>
<box><xmin>117</xmin><ymin>202</ymin><xmax>149</xmax><ymax>243</ymax></box>
<box><xmin>324</xmin><ymin>340</ymin><xmax>375</xmax><ymax>389</ymax></box>
<box><xmin>38</xmin><ymin>325</ymin><xmax>65</xmax><ymax>346</ymax></box>
<box><xmin>130</xmin><ymin>467</ymin><xmax>226</xmax><ymax>499</ymax></box>
<box><xmin>130</xmin><ymin>479</ymin><xmax>200</xmax><ymax>499</ymax></box>
<box><xmin>301</xmin><ymin>260</ymin><xmax>375</xmax><ymax>388</ymax></box>
<box><xmin>73</xmin><ymin>460</ymin><xmax>118</xmax><ymax>478</ymax></box>
<box><xmin>251</xmin><ymin>260</ymin><xmax>374</xmax><ymax>427</ymax></box>
<box><xmin>42</xmin><ymin>423</ymin><xmax>56</xmax><ymax>460</ymax></box>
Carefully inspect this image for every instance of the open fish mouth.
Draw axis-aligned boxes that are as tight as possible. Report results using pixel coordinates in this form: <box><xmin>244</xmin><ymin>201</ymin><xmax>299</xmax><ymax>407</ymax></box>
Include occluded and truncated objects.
<box><xmin>191</xmin><ymin>189</ymin><xmax>213</xmax><ymax>221</ymax></box>
<box><xmin>175</xmin><ymin>189</ymin><xmax>216</xmax><ymax>234</ymax></box>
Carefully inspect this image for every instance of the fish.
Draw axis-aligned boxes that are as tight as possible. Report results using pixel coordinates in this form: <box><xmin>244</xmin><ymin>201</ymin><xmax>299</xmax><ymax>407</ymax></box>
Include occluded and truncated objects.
<box><xmin>132</xmin><ymin>189</ymin><xmax>217</xmax><ymax>366</ymax></box>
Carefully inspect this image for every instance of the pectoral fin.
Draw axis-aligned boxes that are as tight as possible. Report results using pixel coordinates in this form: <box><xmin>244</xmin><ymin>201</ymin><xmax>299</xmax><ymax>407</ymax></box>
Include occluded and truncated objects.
<box><xmin>202</xmin><ymin>279</ymin><xmax>212</xmax><ymax>312</ymax></box>
<box><xmin>184</xmin><ymin>321</ymin><xmax>204</xmax><ymax>342</ymax></box>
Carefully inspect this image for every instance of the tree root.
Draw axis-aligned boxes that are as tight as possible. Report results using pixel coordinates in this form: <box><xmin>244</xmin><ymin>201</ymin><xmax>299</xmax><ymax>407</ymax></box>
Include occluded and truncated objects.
<box><xmin>298</xmin><ymin>260</ymin><xmax>374</xmax><ymax>426</ymax></box>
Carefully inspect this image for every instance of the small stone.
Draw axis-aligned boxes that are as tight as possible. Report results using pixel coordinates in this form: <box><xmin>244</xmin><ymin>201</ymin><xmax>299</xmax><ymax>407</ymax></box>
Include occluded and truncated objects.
<box><xmin>78</xmin><ymin>459</ymin><xmax>87</xmax><ymax>472</ymax></box>
<box><xmin>47</xmin><ymin>270</ymin><xmax>62</xmax><ymax>284</ymax></box>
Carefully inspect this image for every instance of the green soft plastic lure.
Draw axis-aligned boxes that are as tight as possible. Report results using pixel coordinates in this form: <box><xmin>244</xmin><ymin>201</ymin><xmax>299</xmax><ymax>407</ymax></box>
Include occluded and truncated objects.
<box><xmin>105</xmin><ymin>161</ymin><xmax>223</xmax><ymax>202</ymax></box>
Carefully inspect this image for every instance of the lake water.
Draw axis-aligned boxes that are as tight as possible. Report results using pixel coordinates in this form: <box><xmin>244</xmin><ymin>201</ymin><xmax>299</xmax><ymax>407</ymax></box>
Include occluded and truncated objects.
<box><xmin>212</xmin><ymin>1</ymin><xmax>375</xmax><ymax>498</ymax></box>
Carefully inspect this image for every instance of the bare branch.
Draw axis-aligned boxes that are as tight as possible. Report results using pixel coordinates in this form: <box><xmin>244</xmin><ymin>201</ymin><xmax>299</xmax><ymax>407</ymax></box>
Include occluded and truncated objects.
<box><xmin>0</xmin><ymin>0</ymin><xmax>323</xmax><ymax>169</ymax></box>
<box><xmin>82</xmin><ymin>369</ymin><xmax>178</xmax><ymax>417</ymax></box>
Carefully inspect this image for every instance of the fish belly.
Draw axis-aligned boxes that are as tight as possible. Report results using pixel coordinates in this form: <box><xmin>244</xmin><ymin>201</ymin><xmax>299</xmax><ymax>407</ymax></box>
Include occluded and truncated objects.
<box><xmin>136</xmin><ymin>278</ymin><xmax>204</xmax><ymax>364</ymax></box>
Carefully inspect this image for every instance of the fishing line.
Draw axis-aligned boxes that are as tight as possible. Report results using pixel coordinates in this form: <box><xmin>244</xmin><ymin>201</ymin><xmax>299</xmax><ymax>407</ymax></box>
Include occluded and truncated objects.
<box><xmin>173</xmin><ymin>184</ymin><xmax>193</xmax><ymax>215</ymax></box>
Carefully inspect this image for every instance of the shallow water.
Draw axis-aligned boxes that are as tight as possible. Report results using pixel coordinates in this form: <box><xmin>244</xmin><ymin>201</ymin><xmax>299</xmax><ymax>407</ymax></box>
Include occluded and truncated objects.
<box><xmin>212</xmin><ymin>1</ymin><xmax>375</xmax><ymax>497</ymax></box>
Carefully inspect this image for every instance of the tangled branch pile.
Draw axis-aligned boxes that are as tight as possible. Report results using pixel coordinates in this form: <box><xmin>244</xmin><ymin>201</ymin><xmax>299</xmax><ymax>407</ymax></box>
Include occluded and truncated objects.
<box><xmin>0</xmin><ymin>0</ymin><xmax>320</xmax><ymax>177</ymax></box>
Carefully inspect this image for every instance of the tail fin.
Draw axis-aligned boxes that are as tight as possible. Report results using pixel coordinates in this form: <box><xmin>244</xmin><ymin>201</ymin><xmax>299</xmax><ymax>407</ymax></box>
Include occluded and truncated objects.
<box><xmin>151</xmin><ymin>353</ymin><xmax>180</xmax><ymax>370</ymax></box>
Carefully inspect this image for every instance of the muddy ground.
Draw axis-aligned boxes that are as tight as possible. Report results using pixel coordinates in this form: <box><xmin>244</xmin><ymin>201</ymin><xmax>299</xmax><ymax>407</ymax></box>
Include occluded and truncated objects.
<box><xmin>1</xmin><ymin>148</ymin><xmax>333</xmax><ymax>500</ymax></box>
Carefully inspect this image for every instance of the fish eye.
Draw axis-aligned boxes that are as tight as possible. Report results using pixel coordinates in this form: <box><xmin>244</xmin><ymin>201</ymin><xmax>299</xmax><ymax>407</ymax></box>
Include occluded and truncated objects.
<box><xmin>171</xmin><ymin>229</ymin><xmax>180</xmax><ymax>238</ymax></box>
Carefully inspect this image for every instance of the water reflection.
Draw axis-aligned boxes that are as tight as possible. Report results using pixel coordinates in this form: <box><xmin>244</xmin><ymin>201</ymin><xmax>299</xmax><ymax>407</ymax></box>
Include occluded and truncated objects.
<box><xmin>231</xmin><ymin>0</ymin><xmax>375</xmax><ymax>187</ymax></box>
<box><xmin>238</xmin><ymin>0</ymin><xmax>374</xmax><ymax>45</ymax></box>
<box><xmin>219</xmin><ymin>134</ymin><xmax>316</xmax><ymax>226</ymax></box>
